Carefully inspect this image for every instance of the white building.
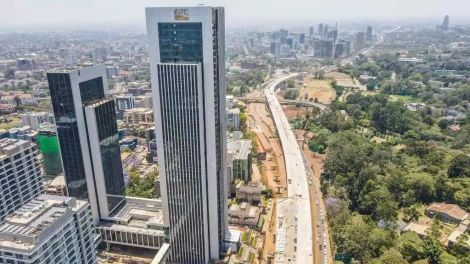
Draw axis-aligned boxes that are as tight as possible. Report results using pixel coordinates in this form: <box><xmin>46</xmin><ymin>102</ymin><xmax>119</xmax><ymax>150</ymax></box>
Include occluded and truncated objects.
<box><xmin>227</xmin><ymin>108</ymin><xmax>240</xmax><ymax>131</ymax></box>
<box><xmin>0</xmin><ymin>195</ymin><xmax>99</xmax><ymax>263</ymax></box>
<box><xmin>20</xmin><ymin>112</ymin><xmax>53</xmax><ymax>128</ymax></box>
<box><xmin>0</xmin><ymin>138</ymin><xmax>43</xmax><ymax>221</ymax></box>
<box><xmin>133</xmin><ymin>95</ymin><xmax>152</xmax><ymax>109</ymax></box>
<box><xmin>147</xmin><ymin>6</ymin><xmax>227</xmax><ymax>263</ymax></box>
<box><xmin>115</xmin><ymin>94</ymin><xmax>134</xmax><ymax>113</ymax></box>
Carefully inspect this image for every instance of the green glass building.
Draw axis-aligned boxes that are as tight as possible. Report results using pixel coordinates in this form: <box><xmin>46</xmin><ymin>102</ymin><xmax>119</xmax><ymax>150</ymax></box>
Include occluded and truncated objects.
<box><xmin>37</xmin><ymin>129</ymin><xmax>63</xmax><ymax>176</ymax></box>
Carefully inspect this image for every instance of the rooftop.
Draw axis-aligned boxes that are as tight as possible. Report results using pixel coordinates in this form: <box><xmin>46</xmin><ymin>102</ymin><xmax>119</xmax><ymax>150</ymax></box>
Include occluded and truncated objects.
<box><xmin>0</xmin><ymin>138</ymin><xmax>32</xmax><ymax>157</ymax></box>
<box><xmin>110</xmin><ymin>197</ymin><xmax>164</xmax><ymax>229</ymax></box>
<box><xmin>427</xmin><ymin>203</ymin><xmax>469</xmax><ymax>220</ymax></box>
<box><xmin>228</xmin><ymin>139</ymin><xmax>252</xmax><ymax>160</ymax></box>
<box><xmin>0</xmin><ymin>195</ymin><xmax>87</xmax><ymax>250</ymax></box>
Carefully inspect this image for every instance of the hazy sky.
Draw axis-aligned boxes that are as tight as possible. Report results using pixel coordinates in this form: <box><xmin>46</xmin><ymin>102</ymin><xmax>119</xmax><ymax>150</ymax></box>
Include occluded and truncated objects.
<box><xmin>1</xmin><ymin>0</ymin><xmax>470</xmax><ymax>30</ymax></box>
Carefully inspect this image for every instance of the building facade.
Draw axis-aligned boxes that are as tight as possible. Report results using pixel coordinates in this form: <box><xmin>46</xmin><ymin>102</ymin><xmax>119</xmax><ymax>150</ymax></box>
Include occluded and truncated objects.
<box><xmin>37</xmin><ymin>128</ymin><xmax>63</xmax><ymax>176</ymax></box>
<box><xmin>146</xmin><ymin>6</ymin><xmax>227</xmax><ymax>263</ymax></box>
<box><xmin>0</xmin><ymin>138</ymin><xmax>43</xmax><ymax>222</ymax></box>
<box><xmin>47</xmin><ymin>65</ymin><xmax>125</xmax><ymax>223</ymax></box>
<box><xmin>0</xmin><ymin>195</ymin><xmax>99</xmax><ymax>264</ymax></box>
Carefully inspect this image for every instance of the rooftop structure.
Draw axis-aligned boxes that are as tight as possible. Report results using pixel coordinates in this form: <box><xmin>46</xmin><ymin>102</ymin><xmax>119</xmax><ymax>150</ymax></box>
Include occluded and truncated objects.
<box><xmin>228</xmin><ymin>139</ymin><xmax>252</xmax><ymax>182</ymax></box>
<box><xmin>426</xmin><ymin>203</ymin><xmax>469</xmax><ymax>224</ymax></box>
<box><xmin>0</xmin><ymin>194</ymin><xmax>99</xmax><ymax>263</ymax></box>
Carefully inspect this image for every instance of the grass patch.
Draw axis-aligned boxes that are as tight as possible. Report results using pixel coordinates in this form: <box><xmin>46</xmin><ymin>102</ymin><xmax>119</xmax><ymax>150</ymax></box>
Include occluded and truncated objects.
<box><xmin>248</xmin><ymin>252</ymin><xmax>255</xmax><ymax>264</ymax></box>
<box><xmin>237</xmin><ymin>247</ymin><xmax>244</xmax><ymax>259</ymax></box>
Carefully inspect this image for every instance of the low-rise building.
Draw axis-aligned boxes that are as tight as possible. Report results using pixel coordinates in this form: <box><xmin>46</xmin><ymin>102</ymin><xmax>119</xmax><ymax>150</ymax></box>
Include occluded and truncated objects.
<box><xmin>228</xmin><ymin>138</ymin><xmax>252</xmax><ymax>182</ymax></box>
<box><xmin>0</xmin><ymin>104</ymin><xmax>15</xmax><ymax>114</ymax></box>
<box><xmin>228</xmin><ymin>202</ymin><xmax>261</xmax><ymax>228</ymax></box>
<box><xmin>134</xmin><ymin>95</ymin><xmax>152</xmax><ymax>109</ymax></box>
<box><xmin>123</xmin><ymin>108</ymin><xmax>154</xmax><ymax>125</ymax></box>
<box><xmin>236</xmin><ymin>181</ymin><xmax>262</xmax><ymax>204</ymax></box>
<box><xmin>20</xmin><ymin>112</ymin><xmax>53</xmax><ymax>128</ymax></box>
<box><xmin>426</xmin><ymin>203</ymin><xmax>469</xmax><ymax>225</ymax></box>
<box><xmin>0</xmin><ymin>195</ymin><xmax>99</xmax><ymax>264</ymax></box>
<box><xmin>227</xmin><ymin>108</ymin><xmax>240</xmax><ymax>131</ymax></box>
<box><xmin>115</xmin><ymin>94</ymin><xmax>134</xmax><ymax>113</ymax></box>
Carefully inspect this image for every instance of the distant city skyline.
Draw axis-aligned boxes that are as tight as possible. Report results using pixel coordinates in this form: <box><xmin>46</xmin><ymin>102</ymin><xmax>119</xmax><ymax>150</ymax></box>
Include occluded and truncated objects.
<box><xmin>1</xmin><ymin>0</ymin><xmax>470</xmax><ymax>31</ymax></box>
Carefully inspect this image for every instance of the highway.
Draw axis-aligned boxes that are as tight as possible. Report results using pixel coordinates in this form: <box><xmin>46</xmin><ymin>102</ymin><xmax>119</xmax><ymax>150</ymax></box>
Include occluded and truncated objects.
<box><xmin>264</xmin><ymin>74</ymin><xmax>315</xmax><ymax>264</ymax></box>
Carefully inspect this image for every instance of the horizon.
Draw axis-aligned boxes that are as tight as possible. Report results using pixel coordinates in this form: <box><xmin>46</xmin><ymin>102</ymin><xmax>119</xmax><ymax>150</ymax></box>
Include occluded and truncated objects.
<box><xmin>1</xmin><ymin>0</ymin><xmax>470</xmax><ymax>32</ymax></box>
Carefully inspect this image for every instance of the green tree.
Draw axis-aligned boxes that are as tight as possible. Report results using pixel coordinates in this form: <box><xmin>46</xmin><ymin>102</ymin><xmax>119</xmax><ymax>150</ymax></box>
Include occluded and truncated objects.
<box><xmin>370</xmin><ymin>249</ymin><xmax>408</xmax><ymax>264</ymax></box>
<box><xmin>448</xmin><ymin>154</ymin><xmax>470</xmax><ymax>178</ymax></box>
<box><xmin>397</xmin><ymin>232</ymin><xmax>427</xmax><ymax>262</ymax></box>
<box><xmin>403</xmin><ymin>204</ymin><xmax>422</xmax><ymax>222</ymax></box>
<box><xmin>424</xmin><ymin>238</ymin><xmax>443</xmax><ymax>264</ymax></box>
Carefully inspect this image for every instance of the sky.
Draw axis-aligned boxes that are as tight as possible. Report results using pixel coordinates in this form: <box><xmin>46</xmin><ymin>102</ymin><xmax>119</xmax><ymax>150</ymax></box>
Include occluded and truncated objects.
<box><xmin>1</xmin><ymin>0</ymin><xmax>470</xmax><ymax>31</ymax></box>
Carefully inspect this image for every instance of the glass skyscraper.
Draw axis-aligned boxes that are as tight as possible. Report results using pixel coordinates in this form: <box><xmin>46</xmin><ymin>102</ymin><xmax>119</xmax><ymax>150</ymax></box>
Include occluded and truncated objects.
<box><xmin>47</xmin><ymin>65</ymin><xmax>125</xmax><ymax>223</ymax></box>
<box><xmin>146</xmin><ymin>6</ymin><xmax>227</xmax><ymax>264</ymax></box>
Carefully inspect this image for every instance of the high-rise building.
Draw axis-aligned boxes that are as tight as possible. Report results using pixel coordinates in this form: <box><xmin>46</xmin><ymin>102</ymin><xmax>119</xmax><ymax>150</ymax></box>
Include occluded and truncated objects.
<box><xmin>318</xmin><ymin>23</ymin><xmax>324</xmax><ymax>37</ymax></box>
<box><xmin>47</xmin><ymin>65</ymin><xmax>125</xmax><ymax>223</ymax></box>
<box><xmin>366</xmin><ymin>26</ymin><xmax>373</xmax><ymax>42</ymax></box>
<box><xmin>324</xmin><ymin>24</ymin><xmax>329</xmax><ymax>38</ymax></box>
<box><xmin>146</xmin><ymin>6</ymin><xmax>228</xmax><ymax>263</ymax></box>
<box><xmin>0</xmin><ymin>195</ymin><xmax>99</xmax><ymax>264</ymax></box>
<box><xmin>299</xmin><ymin>33</ymin><xmax>305</xmax><ymax>44</ymax></box>
<box><xmin>442</xmin><ymin>15</ymin><xmax>450</xmax><ymax>30</ymax></box>
<box><xmin>356</xmin><ymin>32</ymin><xmax>366</xmax><ymax>49</ymax></box>
<box><xmin>309</xmin><ymin>26</ymin><xmax>314</xmax><ymax>38</ymax></box>
<box><xmin>0</xmin><ymin>138</ymin><xmax>43</xmax><ymax>221</ymax></box>
<box><xmin>314</xmin><ymin>39</ymin><xmax>334</xmax><ymax>58</ymax></box>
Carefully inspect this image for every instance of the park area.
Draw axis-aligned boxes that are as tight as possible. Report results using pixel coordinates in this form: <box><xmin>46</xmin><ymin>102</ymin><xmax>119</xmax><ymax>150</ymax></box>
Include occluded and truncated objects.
<box><xmin>297</xmin><ymin>76</ymin><xmax>336</xmax><ymax>104</ymax></box>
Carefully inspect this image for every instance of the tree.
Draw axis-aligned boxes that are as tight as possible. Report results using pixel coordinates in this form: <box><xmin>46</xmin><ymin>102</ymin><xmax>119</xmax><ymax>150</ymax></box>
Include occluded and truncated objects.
<box><xmin>284</xmin><ymin>89</ymin><xmax>299</xmax><ymax>100</ymax></box>
<box><xmin>424</xmin><ymin>238</ymin><xmax>443</xmax><ymax>264</ymax></box>
<box><xmin>438</xmin><ymin>119</ymin><xmax>449</xmax><ymax>131</ymax></box>
<box><xmin>403</xmin><ymin>204</ymin><xmax>422</xmax><ymax>222</ymax></box>
<box><xmin>370</xmin><ymin>249</ymin><xmax>408</xmax><ymax>264</ymax></box>
<box><xmin>397</xmin><ymin>232</ymin><xmax>427</xmax><ymax>262</ymax></box>
<box><xmin>448</xmin><ymin>154</ymin><xmax>470</xmax><ymax>178</ymax></box>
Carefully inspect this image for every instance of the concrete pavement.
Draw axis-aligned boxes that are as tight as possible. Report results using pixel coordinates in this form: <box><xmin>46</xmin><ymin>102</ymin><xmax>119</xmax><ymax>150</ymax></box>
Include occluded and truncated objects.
<box><xmin>265</xmin><ymin>74</ymin><xmax>314</xmax><ymax>264</ymax></box>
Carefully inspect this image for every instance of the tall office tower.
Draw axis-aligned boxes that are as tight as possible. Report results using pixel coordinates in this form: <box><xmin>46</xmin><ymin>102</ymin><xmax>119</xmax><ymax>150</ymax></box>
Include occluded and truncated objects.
<box><xmin>309</xmin><ymin>26</ymin><xmax>314</xmax><ymax>38</ymax></box>
<box><xmin>442</xmin><ymin>15</ymin><xmax>450</xmax><ymax>30</ymax></box>
<box><xmin>366</xmin><ymin>26</ymin><xmax>373</xmax><ymax>42</ymax></box>
<box><xmin>318</xmin><ymin>23</ymin><xmax>324</xmax><ymax>37</ymax></box>
<box><xmin>324</xmin><ymin>24</ymin><xmax>329</xmax><ymax>38</ymax></box>
<box><xmin>47</xmin><ymin>65</ymin><xmax>125</xmax><ymax>223</ymax></box>
<box><xmin>299</xmin><ymin>33</ymin><xmax>305</xmax><ymax>44</ymax></box>
<box><xmin>356</xmin><ymin>32</ymin><xmax>366</xmax><ymax>49</ymax></box>
<box><xmin>146</xmin><ymin>6</ymin><xmax>227</xmax><ymax>263</ymax></box>
<box><xmin>0</xmin><ymin>138</ymin><xmax>43</xmax><ymax>221</ymax></box>
<box><xmin>0</xmin><ymin>195</ymin><xmax>99</xmax><ymax>264</ymax></box>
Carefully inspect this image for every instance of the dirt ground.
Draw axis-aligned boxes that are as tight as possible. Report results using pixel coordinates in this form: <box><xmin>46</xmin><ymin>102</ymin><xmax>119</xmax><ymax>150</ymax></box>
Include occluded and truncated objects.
<box><xmin>325</xmin><ymin>71</ymin><xmax>357</xmax><ymax>87</ymax></box>
<box><xmin>247</xmin><ymin>102</ymin><xmax>288</xmax><ymax>264</ymax></box>
<box><xmin>247</xmin><ymin>102</ymin><xmax>287</xmax><ymax>198</ymax></box>
<box><xmin>297</xmin><ymin>77</ymin><xmax>336</xmax><ymax>104</ymax></box>
<box><xmin>282</xmin><ymin>105</ymin><xmax>307</xmax><ymax>120</ymax></box>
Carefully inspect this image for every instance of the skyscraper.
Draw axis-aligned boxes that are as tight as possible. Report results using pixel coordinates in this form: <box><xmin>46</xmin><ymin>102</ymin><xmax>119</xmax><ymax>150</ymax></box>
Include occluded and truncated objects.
<box><xmin>47</xmin><ymin>65</ymin><xmax>125</xmax><ymax>223</ymax></box>
<box><xmin>318</xmin><ymin>23</ymin><xmax>324</xmax><ymax>37</ymax></box>
<box><xmin>356</xmin><ymin>32</ymin><xmax>366</xmax><ymax>49</ymax></box>
<box><xmin>442</xmin><ymin>15</ymin><xmax>450</xmax><ymax>30</ymax></box>
<box><xmin>366</xmin><ymin>26</ymin><xmax>373</xmax><ymax>42</ymax></box>
<box><xmin>146</xmin><ymin>6</ymin><xmax>227</xmax><ymax>263</ymax></box>
<box><xmin>0</xmin><ymin>138</ymin><xmax>43</xmax><ymax>221</ymax></box>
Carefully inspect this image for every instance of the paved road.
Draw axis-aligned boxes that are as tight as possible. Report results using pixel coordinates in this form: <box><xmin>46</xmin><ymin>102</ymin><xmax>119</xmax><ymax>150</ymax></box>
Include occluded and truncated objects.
<box><xmin>238</xmin><ymin>97</ymin><xmax>328</xmax><ymax>110</ymax></box>
<box><xmin>265</xmin><ymin>74</ymin><xmax>314</xmax><ymax>264</ymax></box>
